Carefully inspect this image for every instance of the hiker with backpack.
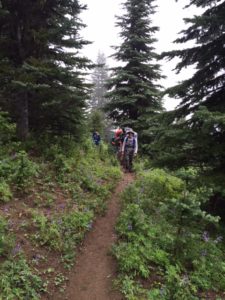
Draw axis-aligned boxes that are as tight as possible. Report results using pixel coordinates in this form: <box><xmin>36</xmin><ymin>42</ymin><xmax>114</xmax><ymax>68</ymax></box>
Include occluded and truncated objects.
<box><xmin>92</xmin><ymin>131</ymin><xmax>101</xmax><ymax>146</ymax></box>
<box><xmin>121</xmin><ymin>128</ymin><xmax>138</xmax><ymax>172</ymax></box>
<box><xmin>111</xmin><ymin>127</ymin><xmax>125</xmax><ymax>162</ymax></box>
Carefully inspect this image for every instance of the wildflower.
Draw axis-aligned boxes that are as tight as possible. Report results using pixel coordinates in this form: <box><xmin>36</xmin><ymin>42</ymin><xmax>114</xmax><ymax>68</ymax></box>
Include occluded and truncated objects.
<box><xmin>140</xmin><ymin>186</ymin><xmax>145</xmax><ymax>194</ymax></box>
<box><xmin>87</xmin><ymin>221</ymin><xmax>93</xmax><ymax>230</ymax></box>
<box><xmin>58</xmin><ymin>203</ymin><xmax>65</xmax><ymax>210</ymax></box>
<box><xmin>12</xmin><ymin>243</ymin><xmax>22</xmax><ymax>256</ymax></box>
<box><xmin>127</xmin><ymin>223</ymin><xmax>133</xmax><ymax>231</ymax></box>
<box><xmin>32</xmin><ymin>254</ymin><xmax>41</xmax><ymax>264</ymax></box>
<box><xmin>11</xmin><ymin>153</ymin><xmax>17</xmax><ymax>159</ymax></box>
<box><xmin>160</xmin><ymin>287</ymin><xmax>166</xmax><ymax>296</ymax></box>
<box><xmin>202</xmin><ymin>231</ymin><xmax>209</xmax><ymax>242</ymax></box>
<box><xmin>57</xmin><ymin>218</ymin><xmax>62</xmax><ymax>225</ymax></box>
<box><xmin>214</xmin><ymin>236</ymin><xmax>223</xmax><ymax>243</ymax></box>
<box><xmin>182</xmin><ymin>274</ymin><xmax>189</xmax><ymax>285</ymax></box>
<box><xmin>7</xmin><ymin>220</ymin><xmax>14</xmax><ymax>228</ymax></box>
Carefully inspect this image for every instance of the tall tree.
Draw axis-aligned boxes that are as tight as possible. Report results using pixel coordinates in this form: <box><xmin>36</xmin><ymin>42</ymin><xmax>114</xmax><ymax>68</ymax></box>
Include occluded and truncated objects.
<box><xmin>0</xmin><ymin>0</ymin><xmax>92</xmax><ymax>141</ymax></box>
<box><xmin>163</xmin><ymin>0</ymin><xmax>225</xmax><ymax>118</ymax></box>
<box><xmin>104</xmin><ymin>0</ymin><xmax>163</xmax><ymax>132</ymax></box>
<box><xmin>152</xmin><ymin>0</ymin><xmax>225</xmax><ymax>175</ymax></box>
<box><xmin>89</xmin><ymin>51</ymin><xmax>109</xmax><ymax>110</ymax></box>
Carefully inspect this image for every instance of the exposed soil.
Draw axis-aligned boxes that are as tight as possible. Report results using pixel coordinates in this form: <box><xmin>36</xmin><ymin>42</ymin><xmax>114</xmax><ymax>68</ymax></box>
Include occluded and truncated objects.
<box><xmin>52</xmin><ymin>172</ymin><xmax>134</xmax><ymax>300</ymax></box>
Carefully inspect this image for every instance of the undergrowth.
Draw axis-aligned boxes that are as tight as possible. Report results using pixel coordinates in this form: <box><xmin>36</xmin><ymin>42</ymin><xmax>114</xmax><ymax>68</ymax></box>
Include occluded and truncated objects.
<box><xmin>0</xmin><ymin>113</ymin><xmax>122</xmax><ymax>299</ymax></box>
<box><xmin>113</xmin><ymin>167</ymin><xmax>225</xmax><ymax>300</ymax></box>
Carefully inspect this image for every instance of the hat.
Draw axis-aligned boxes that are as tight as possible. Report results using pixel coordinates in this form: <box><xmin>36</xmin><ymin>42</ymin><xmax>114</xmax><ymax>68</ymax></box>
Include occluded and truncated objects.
<box><xmin>126</xmin><ymin>129</ymin><xmax>135</xmax><ymax>134</ymax></box>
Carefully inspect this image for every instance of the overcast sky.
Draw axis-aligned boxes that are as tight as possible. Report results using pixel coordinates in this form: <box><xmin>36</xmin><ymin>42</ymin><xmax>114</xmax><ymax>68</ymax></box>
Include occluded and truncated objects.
<box><xmin>79</xmin><ymin>0</ymin><xmax>201</xmax><ymax>110</ymax></box>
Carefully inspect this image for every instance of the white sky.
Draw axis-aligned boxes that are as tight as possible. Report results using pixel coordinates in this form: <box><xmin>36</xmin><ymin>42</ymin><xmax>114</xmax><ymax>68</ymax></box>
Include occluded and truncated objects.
<box><xmin>80</xmin><ymin>0</ymin><xmax>201</xmax><ymax>110</ymax></box>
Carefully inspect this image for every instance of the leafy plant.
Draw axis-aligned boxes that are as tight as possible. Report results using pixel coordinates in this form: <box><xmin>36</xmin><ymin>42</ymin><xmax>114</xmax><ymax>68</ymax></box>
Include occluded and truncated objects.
<box><xmin>113</xmin><ymin>168</ymin><xmax>225</xmax><ymax>299</ymax></box>
<box><xmin>0</xmin><ymin>216</ymin><xmax>15</xmax><ymax>256</ymax></box>
<box><xmin>114</xmin><ymin>275</ymin><xmax>143</xmax><ymax>300</ymax></box>
<box><xmin>0</xmin><ymin>180</ymin><xmax>12</xmax><ymax>202</ymax></box>
<box><xmin>0</xmin><ymin>256</ymin><xmax>43</xmax><ymax>300</ymax></box>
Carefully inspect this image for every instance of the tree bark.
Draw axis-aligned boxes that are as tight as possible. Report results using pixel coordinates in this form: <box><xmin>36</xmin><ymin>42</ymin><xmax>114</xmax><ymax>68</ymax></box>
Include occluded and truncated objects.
<box><xmin>16</xmin><ymin>94</ymin><xmax>29</xmax><ymax>141</ymax></box>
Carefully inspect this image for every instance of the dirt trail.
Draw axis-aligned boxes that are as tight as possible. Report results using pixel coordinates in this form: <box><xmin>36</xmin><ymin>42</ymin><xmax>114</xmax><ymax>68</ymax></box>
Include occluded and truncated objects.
<box><xmin>54</xmin><ymin>172</ymin><xmax>134</xmax><ymax>300</ymax></box>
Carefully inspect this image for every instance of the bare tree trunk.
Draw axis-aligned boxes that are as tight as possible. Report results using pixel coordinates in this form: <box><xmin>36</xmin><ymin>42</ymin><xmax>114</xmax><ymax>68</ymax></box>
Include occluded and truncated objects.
<box><xmin>17</xmin><ymin>94</ymin><xmax>29</xmax><ymax>141</ymax></box>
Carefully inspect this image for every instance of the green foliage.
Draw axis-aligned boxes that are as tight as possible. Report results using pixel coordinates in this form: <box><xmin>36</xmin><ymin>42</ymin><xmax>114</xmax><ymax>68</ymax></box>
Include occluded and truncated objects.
<box><xmin>0</xmin><ymin>111</ymin><xmax>21</xmax><ymax>165</ymax></box>
<box><xmin>147</xmin><ymin>288</ymin><xmax>165</xmax><ymax>300</ymax></box>
<box><xmin>0</xmin><ymin>150</ymin><xmax>39</xmax><ymax>194</ymax></box>
<box><xmin>11</xmin><ymin>151</ymin><xmax>39</xmax><ymax>188</ymax></box>
<box><xmin>88</xmin><ymin>109</ymin><xmax>105</xmax><ymax>136</ymax></box>
<box><xmin>150</xmin><ymin>108</ymin><xmax>225</xmax><ymax>179</ymax></box>
<box><xmin>114</xmin><ymin>275</ymin><xmax>143</xmax><ymax>300</ymax></box>
<box><xmin>0</xmin><ymin>218</ymin><xmax>43</xmax><ymax>300</ymax></box>
<box><xmin>122</xmin><ymin>169</ymin><xmax>184</xmax><ymax>215</ymax></box>
<box><xmin>0</xmin><ymin>256</ymin><xmax>43</xmax><ymax>300</ymax></box>
<box><xmin>0</xmin><ymin>180</ymin><xmax>12</xmax><ymax>202</ymax></box>
<box><xmin>104</xmin><ymin>0</ymin><xmax>163</xmax><ymax>131</ymax></box>
<box><xmin>31</xmin><ymin>208</ymin><xmax>93</xmax><ymax>268</ymax></box>
<box><xmin>0</xmin><ymin>0</ymin><xmax>92</xmax><ymax>140</ymax></box>
<box><xmin>0</xmin><ymin>111</ymin><xmax>16</xmax><ymax>148</ymax></box>
<box><xmin>50</xmin><ymin>139</ymin><xmax>122</xmax><ymax>195</ymax></box>
<box><xmin>150</xmin><ymin>0</ymin><xmax>225</xmax><ymax>194</ymax></box>
<box><xmin>32</xmin><ymin>210</ymin><xmax>92</xmax><ymax>247</ymax></box>
<box><xmin>114</xmin><ymin>168</ymin><xmax>225</xmax><ymax>299</ymax></box>
<box><xmin>0</xmin><ymin>216</ymin><xmax>15</xmax><ymax>256</ymax></box>
<box><xmin>0</xmin><ymin>120</ymin><xmax>122</xmax><ymax>299</ymax></box>
<box><xmin>161</xmin><ymin>1</ymin><xmax>225</xmax><ymax>117</ymax></box>
<box><xmin>163</xmin><ymin>265</ymin><xmax>198</xmax><ymax>300</ymax></box>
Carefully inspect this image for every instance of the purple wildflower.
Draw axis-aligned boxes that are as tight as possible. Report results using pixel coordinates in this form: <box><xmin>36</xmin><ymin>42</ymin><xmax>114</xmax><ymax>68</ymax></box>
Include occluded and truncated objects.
<box><xmin>127</xmin><ymin>224</ymin><xmax>133</xmax><ymax>231</ymax></box>
<box><xmin>58</xmin><ymin>203</ymin><xmax>65</xmax><ymax>210</ymax></box>
<box><xmin>12</xmin><ymin>243</ymin><xmax>22</xmax><ymax>256</ymax></box>
<box><xmin>32</xmin><ymin>254</ymin><xmax>41</xmax><ymax>264</ymax></box>
<box><xmin>202</xmin><ymin>231</ymin><xmax>210</xmax><ymax>242</ymax></box>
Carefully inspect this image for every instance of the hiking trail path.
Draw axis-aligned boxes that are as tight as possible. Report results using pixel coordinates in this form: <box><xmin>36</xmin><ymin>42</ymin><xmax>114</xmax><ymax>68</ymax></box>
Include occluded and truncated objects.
<box><xmin>53</xmin><ymin>172</ymin><xmax>135</xmax><ymax>300</ymax></box>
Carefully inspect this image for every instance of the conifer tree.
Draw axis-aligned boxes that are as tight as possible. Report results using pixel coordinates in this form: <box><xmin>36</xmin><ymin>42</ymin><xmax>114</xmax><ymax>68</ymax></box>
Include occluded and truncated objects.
<box><xmin>104</xmin><ymin>0</ymin><xmax>163</xmax><ymax>132</ymax></box>
<box><xmin>163</xmin><ymin>0</ymin><xmax>225</xmax><ymax>118</ymax></box>
<box><xmin>152</xmin><ymin>0</ymin><xmax>225</xmax><ymax>175</ymax></box>
<box><xmin>89</xmin><ymin>52</ymin><xmax>109</xmax><ymax>110</ymax></box>
<box><xmin>0</xmin><ymin>0</ymin><xmax>91</xmax><ymax>141</ymax></box>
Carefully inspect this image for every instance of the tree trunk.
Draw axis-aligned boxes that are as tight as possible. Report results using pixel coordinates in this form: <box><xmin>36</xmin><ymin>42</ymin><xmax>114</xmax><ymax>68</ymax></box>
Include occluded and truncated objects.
<box><xmin>17</xmin><ymin>95</ymin><xmax>29</xmax><ymax>141</ymax></box>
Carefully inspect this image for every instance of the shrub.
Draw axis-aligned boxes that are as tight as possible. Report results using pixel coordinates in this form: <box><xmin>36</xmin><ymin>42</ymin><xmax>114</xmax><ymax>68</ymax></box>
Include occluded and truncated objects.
<box><xmin>0</xmin><ymin>216</ymin><xmax>15</xmax><ymax>256</ymax></box>
<box><xmin>114</xmin><ymin>168</ymin><xmax>225</xmax><ymax>299</ymax></box>
<box><xmin>0</xmin><ymin>180</ymin><xmax>12</xmax><ymax>202</ymax></box>
<box><xmin>0</xmin><ymin>256</ymin><xmax>43</xmax><ymax>300</ymax></box>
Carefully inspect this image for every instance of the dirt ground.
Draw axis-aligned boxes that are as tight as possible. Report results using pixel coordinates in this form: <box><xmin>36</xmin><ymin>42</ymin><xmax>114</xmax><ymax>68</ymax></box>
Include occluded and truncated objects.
<box><xmin>52</xmin><ymin>172</ymin><xmax>134</xmax><ymax>300</ymax></box>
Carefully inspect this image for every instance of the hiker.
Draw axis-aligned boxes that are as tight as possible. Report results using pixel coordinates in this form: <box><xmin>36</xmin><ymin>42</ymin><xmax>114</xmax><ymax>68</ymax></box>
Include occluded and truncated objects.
<box><xmin>121</xmin><ymin>129</ymin><xmax>138</xmax><ymax>172</ymax></box>
<box><xmin>112</xmin><ymin>127</ymin><xmax>125</xmax><ymax>161</ymax></box>
<box><xmin>125</xmin><ymin>127</ymin><xmax>138</xmax><ymax>145</ymax></box>
<box><xmin>92</xmin><ymin>131</ymin><xmax>101</xmax><ymax>146</ymax></box>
